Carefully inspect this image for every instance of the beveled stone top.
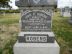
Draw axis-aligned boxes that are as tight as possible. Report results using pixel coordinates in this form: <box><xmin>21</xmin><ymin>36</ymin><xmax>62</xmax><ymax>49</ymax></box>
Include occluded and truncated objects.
<box><xmin>15</xmin><ymin>0</ymin><xmax>57</xmax><ymax>7</ymax></box>
<box><xmin>18</xmin><ymin>32</ymin><xmax>55</xmax><ymax>37</ymax></box>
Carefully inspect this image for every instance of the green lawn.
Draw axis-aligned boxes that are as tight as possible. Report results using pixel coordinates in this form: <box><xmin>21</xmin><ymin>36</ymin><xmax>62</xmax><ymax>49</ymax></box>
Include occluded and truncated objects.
<box><xmin>0</xmin><ymin>13</ymin><xmax>20</xmax><ymax>24</ymax></box>
<box><xmin>53</xmin><ymin>12</ymin><xmax>72</xmax><ymax>54</ymax></box>
<box><xmin>0</xmin><ymin>13</ymin><xmax>20</xmax><ymax>54</ymax></box>
<box><xmin>0</xmin><ymin>12</ymin><xmax>72</xmax><ymax>54</ymax></box>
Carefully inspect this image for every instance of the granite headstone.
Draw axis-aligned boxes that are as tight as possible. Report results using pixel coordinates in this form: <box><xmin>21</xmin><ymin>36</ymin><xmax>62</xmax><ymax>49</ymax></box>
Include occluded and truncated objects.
<box><xmin>13</xmin><ymin>0</ymin><xmax>60</xmax><ymax>54</ymax></box>
<box><xmin>18</xmin><ymin>8</ymin><xmax>54</xmax><ymax>43</ymax></box>
<box><xmin>70</xmin><ymin>9</ymin><xmax>72</xmax><ymax>19</ymax></box>
<box><xmin>21</xmin><ymin>10</ymin><xmax>52</xmax><ymax>32</ymax></box>
<box><xmin>60</xmin><ymin>7</ymin><xmax>71</xmax><ymax>17</ymax></box>
<box><xmin>69</xmin><ymin>8</ymin><xmax>72</xmax><ymax>24</ymax></box>
<box><xmin>15</xmin><ymin>0</ymin><xmax>56</xmax><ymax>43</ymax></box>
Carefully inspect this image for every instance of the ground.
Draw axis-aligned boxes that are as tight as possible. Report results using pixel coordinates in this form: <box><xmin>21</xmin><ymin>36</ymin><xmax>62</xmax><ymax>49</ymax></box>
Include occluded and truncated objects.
<box><xmin>0</xmin><ymin>12</ymin><xmax>72</xmax><ymax>54</ymax></box>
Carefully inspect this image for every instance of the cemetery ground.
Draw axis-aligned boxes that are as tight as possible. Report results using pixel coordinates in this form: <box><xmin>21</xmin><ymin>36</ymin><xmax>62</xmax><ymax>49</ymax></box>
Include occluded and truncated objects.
<box><xmin>0</xmin><ymin>12</ymin><xmax>72</xmax><ymax>54</ymax></box>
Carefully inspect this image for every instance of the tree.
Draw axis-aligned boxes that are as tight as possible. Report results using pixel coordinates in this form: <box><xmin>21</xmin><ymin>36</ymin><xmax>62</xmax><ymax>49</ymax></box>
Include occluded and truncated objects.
<box><xmin>0</xmin><ymin>0</ymin><xmax>10</xmax><ymax>8</ymax></box>
<box><xmin>54</xmin><ymin>5</ymin><xmax>57</xmax><ymax>12</ymax></box>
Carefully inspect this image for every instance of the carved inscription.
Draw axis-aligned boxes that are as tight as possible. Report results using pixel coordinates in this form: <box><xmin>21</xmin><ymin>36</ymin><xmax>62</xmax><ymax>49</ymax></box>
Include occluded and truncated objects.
<box><xmin>21</xmin><ymin>10</ymin><xmax>51</xmax><ymax>31</ymax></box>
<box><xmin>25</xmin><ymin>36</ymin><xmax>47</xmax><ymax>43</ymax></box>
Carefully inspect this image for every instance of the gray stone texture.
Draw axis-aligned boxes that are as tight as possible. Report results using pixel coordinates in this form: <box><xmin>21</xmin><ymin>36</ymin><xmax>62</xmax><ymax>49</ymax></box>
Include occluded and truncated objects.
<box><xmin>21</xmin><ymin>9</ymin><xmax>52</xmax><ymax>32</ymax></box>
<box><xmin>60</xmin><ymin>7</ymin><xmax>71</xmax><ymax>17</ymax></box>
<box><xmin>18</xmin><ymin>34</ymin><xmax>55</xmax><ymax>43</ymax></box>
<box><xmin>18</xmin><ymin>32</ymin><xmax>55</xmax><ymax>43</ymax></box>
<box><xmin>70</xmin><ymin>9</ymin><xmax>72</xmax><ymax>18</ymax></box>
<box><xmin>13</xmin><ymin>0</ymin><xmax>60</xmax><ymax>54</ymax></box>
<box><xmin>69</xmin><ymin>9</ymin><xmax>72</xmax><ymax>24</ymax></box>
<box><xmin>13</xmin><ymin>41</ymin><xmax>60</xmax><ymax>54</ymax></box>
<box><xmin>15</xmin><ymin>0</ymin><xmax>57</xmax><ymax>7</ymax></box>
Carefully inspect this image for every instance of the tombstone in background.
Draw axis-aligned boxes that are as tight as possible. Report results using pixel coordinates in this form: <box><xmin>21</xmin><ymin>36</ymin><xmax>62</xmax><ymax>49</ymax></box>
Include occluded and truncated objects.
<box><xmin>13</xmin><ymin>0</ymin><xmax>60</xmax><ymax>54</ymax></box>
<box><xmin>60</xmin><ymin>8</ymin><xmax>64</xmax><ymax>16</ymax></box>
<box><xmin>60</xmin><ymin>7</ymin><xmax>71</xmax><ymax>17</ymax></box>
<box><xmin>69</xmin><ymin>8</ymin><xmax>72</xmax><ymax>24</ymax></box>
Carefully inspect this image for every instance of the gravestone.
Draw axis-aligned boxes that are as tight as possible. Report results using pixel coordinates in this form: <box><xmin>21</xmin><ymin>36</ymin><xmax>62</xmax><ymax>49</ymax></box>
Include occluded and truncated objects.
<box><xmin>69</xmin><ymin>8</ymin><xmax>72</xmax><ymax>24</ymax></box>
<box><xmin>60</xmin><ymin>8</ymin><xmax>64</xmax><ymax>16</ymax></box>
<box><xmin>60</xmin><ymin>7</ymin><xmax>71</xmax><ymax>17</ymax></box>
<box><xmin>13</xmin><ymin>0</ymin><xmax>60</xmax><ymax>54</ymax></box>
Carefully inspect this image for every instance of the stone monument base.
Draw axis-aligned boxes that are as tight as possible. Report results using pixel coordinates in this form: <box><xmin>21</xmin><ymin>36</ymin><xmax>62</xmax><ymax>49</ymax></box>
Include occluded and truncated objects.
<box><xmin>13</xmin><ymin>41</ymin><xmax>60</xmax><ymax>54</ymax></box>
<box><xmin>18</xmin><ymin>32</ymin><xmax>55</xmax><ymax>43</ymax></box>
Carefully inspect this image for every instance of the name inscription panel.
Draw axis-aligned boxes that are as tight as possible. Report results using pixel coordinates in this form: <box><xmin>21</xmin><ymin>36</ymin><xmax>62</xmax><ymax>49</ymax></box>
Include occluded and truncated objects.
<box><xmin>25</xmin><ymin>34</ymin><xmax>47</xmax><ymax>43</ymax></box>
<box><xmin>21</xmin><ymin>10</ymin><xmax>51</xmax><ymax>32</ymax></box>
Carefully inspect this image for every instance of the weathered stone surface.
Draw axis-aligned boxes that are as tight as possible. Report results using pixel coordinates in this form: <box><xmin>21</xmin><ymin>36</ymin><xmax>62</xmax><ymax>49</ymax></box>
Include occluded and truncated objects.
<box><xmin>70</xmin><ymin>9</ymin><xmax>72</xmax><ymax>17</ymax></box>
<box><xmin>15</xmin><ymin>0</ymin><xmax>57</xmax><ymax>7</ymax></box>
<box><xmin>18</xmin><ymin>32</ymin><xmax>55</xmax><ymax>43</ymax></box>
<box><xmin>13</xmin><ymin>41</ymin><xmax>60</xmax><ymax>54</ymax></box>
<box><xmin>69</xmin><ymin>9</ymin><xmax>72</xmax><ymax>24</ymax></box>
<box><xmin>21</xmin><ymin>9</ymin><xmax>52</xmax><ymax>32</ymax></box>
<box><xmin>18</xmin><ymin>34</ymin><xmax>54</xmax><ymax>43</ymax></box>
<box><xmin>60</xmin><ymin>8</ymin><xmax>71</xmax><ymax>17</ymax></box>
<box><xmin>13</xmin><ymin>0</ymin><xmax>60</xmax><ymax>54</ymax></box>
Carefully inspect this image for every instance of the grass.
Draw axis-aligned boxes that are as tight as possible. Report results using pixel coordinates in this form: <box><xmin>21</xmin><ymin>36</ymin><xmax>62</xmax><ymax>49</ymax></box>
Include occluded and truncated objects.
<box><xmin>0</xmin><ymin>13</ymin><xmax>19</xmax><ymax>54</ymax></box>
<box><xmin>53</xmin><ymin>12</ymin><xmax>72</xmax><ymax>54</ymax></box>
<box><xmin>0</xmin><ymin>13</ymin><xmax>20</xmax><ymax>25</ymax></box>
<box><xmin>0</xmin><ymin>12</ymin><xmax>72</xmax><ymax>54</ymax></box>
